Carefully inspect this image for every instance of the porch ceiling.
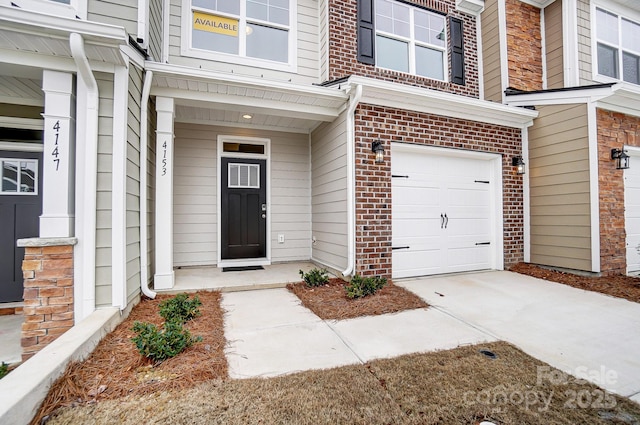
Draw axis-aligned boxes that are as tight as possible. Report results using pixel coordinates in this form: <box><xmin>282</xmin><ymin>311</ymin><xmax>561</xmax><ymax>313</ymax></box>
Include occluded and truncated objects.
<box><xmin>0</xmin><ymin>5</ymin><xmax>127</xmax><ymax>68</ymax></box>
<box><xmin>147</xmin><ymin>62</ymin><xmax>349</xmax><ymax>133</ymax></box>
<box><xmin>0</xmin><ymin>72</ymin><xmax>43</xmax><ymax>107</ymax></box>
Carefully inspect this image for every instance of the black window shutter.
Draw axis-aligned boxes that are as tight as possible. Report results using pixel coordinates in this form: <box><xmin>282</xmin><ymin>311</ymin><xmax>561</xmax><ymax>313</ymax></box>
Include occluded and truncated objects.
<box><xmin>450</xmin><ymin>17</ymin><xmax>465</xmax><ymax>85</ymax></box>
<box><xmin>357</xmin><ymin>0</ymin><xmax>375</xmax><ymax>65</ymax></box>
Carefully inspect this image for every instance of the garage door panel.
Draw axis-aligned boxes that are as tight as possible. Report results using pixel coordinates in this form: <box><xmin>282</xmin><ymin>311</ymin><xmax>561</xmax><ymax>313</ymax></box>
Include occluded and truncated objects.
<box><xmin>624</xmin><ymin>159</ymin><xmax>640</xmax><ymax>274</ymax></box>
<box><xmin>392</xmin><ymin>146</ymin><xmax>497</xmax><ymax>278</ymax></box>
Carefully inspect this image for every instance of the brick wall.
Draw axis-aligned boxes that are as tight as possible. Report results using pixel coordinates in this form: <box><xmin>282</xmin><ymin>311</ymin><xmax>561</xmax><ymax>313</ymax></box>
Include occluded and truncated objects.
<box><xmin>506</xmin><ymin>0</ymin><xmax>543</xmax><ymax>91</ymax></box>
<box><xmin>354</xmin><ymin>104</ymin><xmax>524</xmax><ymax>278</ymax></box>
<box><xmin>597</xmin><ymin>109</ymin><xmax>640</xmax><ymax>275</ymax></box>
<box><xmin>328</xmin><ymin>0</ymin><xmax>480</xmax><ymax>98</ymax></box>
<box><xmin>21</xmin><ymin>244</ymin><xmax>74</xmax><ymax>361</ymax></box>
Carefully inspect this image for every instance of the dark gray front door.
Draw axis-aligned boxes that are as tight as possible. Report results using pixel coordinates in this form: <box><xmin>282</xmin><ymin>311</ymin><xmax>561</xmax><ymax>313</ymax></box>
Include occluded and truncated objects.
<box><xmin>221</xmin><ymin>158</ymin><xmax>266</xmax><ymax>260</ymax></box>
<box><xmin>0</xmin><ymin>151</ymin><xmax>42</xmax><ymax>303</ymax></box>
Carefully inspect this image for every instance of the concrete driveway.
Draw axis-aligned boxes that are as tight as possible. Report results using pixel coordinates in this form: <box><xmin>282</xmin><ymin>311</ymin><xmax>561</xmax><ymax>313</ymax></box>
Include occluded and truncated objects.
<box><xmin>396</xmin><ymin>271</ymin><xmax>640</xmax><ymax>403</ymax></box>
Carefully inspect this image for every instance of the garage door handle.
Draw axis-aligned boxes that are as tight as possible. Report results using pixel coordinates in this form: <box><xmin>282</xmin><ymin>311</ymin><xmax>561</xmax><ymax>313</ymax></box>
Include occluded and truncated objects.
<box><xmin>444</xmin><ymin>213</ymin><xmax>448</xmax><ymax>229</ymax></box>
<box><xmin>475</xmin><ymin>242</ymin><xmax>491</xmax><ymax>245</ymax></box>
<box><xmin>441</xmin><ymin>214</ymin><xmax>444</xmax><ymax>228</ymax></box>
<box><xmin>392</xmin><ymin>246</ymin><xmax>410</xmax><ymax>250</ymax></box>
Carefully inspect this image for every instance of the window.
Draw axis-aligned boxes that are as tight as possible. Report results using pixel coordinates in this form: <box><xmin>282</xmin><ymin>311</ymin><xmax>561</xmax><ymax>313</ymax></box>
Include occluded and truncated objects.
<box><xmin>189</xmin><ymin>0</ymin><xmax>291</xmax><ymax>64</ymax></box>
<box><xmin>228</xmin><ymin>163</ymin><xmax>260</xmax><ymax>188</ymax></box>
<box><xmin>1</xmin><ymin>159</ymin><xmax>38</xmax><ymax>195</ymax></box>
<box><xmin>595</xmin><ymin>7</ymin><xmax>640</xmax><ymax>85</ymax></box>
<box><xmin>374</xmin><ymin>0</ymin><xmax>446</xmax><ymax>80</ymax></box>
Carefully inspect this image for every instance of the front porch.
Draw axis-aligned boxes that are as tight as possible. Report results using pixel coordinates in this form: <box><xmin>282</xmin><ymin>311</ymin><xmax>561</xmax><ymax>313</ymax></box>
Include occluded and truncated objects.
<box><xmin>163</xmin><ymin>261</ymin><xmax>320</xmax><ymax>293</ymax></box>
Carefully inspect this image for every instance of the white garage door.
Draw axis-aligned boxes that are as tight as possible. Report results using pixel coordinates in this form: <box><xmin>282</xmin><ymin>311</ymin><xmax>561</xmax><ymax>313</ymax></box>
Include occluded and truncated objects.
<box><xmin>392</xmin><ymin>146</ymin><xmax>496</xmax><ymax>279</ymax></box>
<box><xmin>624</xmin><ymin>149</ymin><xmax>640</xmax><ymax>274</ymax></box>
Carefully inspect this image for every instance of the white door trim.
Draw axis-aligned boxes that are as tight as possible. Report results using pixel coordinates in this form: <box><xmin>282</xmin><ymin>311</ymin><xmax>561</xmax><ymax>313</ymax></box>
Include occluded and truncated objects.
<box><xmin>391</xmin><ymin>143</ymin><xmax>504</xmax><ymax>275</ymax></box>
<box><xmin>216</xmin><ymin>135</ymin><xmax>271</xmax><ymax>268</ymax></box>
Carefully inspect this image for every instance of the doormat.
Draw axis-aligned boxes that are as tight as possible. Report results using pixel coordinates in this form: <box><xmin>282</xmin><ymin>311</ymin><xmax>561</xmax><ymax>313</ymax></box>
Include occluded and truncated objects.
<box><xmin>222</xmin><ymin>266</ymin><xmax>264</xmax><ymax>272</ymax></box>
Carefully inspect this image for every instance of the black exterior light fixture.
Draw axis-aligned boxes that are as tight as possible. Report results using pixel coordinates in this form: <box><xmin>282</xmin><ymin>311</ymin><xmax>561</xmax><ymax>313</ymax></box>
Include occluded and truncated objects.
<box><xmin>611</xmin><ymin>148</ymin><xmax>630</xmax><ymax>170</ymax></box>
<box><xmin>512</xmin><ymin>155</ymin><xmax>525</xmax><ymax>175</ymax></box>
<box><xmin>372</xmin><ymin>140</ymin><xmax>385</xmax><ymax>164</ymax></box>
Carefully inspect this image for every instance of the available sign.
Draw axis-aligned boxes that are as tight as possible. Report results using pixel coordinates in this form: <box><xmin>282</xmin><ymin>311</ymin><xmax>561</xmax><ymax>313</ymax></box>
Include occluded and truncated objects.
<box><xmin>193</xmin><ymin>12</ymin><xmax>238</xmax><ymax>36</ymax></box>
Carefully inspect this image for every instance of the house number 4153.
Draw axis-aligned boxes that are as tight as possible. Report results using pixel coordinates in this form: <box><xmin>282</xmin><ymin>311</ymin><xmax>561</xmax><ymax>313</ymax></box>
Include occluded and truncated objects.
<box><xmin>162</xmin><ymin>141</ymin><xmax>168</xmax><ymax>176</ymax></box>
<box><xmin>52</xmin><ymin>120</ymin><xmax>61</xmax><ymax>171</ymax></box>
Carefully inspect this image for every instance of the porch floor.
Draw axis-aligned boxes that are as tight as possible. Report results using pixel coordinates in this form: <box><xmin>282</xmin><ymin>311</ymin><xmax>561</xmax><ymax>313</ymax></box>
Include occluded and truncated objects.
<box><xmin>162</xmin><ymin>262</ymin><xmax>319</xmax><ymax>294</ymax></box>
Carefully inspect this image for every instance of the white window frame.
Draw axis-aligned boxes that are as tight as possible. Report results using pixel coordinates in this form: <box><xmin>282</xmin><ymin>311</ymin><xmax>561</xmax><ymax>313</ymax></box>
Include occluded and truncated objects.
<box><xmin>374</xmin><ymin>0</ymin><xmax>448</xmax><ymax>82</ymax></box>
<box><xmin>227</xmin><ymin>163</ymin><xmax>261</xmax><ymax>189</ymax></box>
<box><xmin>592</xmin><ymin>1</ymin><xmax>640</xmax><ymax>85</ymax></box>
<box><xmin>181</xmin><ymin>0</ymin><xmax>297</xmax><ymax>73</ymax></box>
<box><xmin>0</xmin><ymin>157</ymin><xmax>39</xmax><ymax>196</ymax></box>
<box><xmin>11</xmin><ymin>0</ymin><xmax>85</xmax><ymax>19</ymax></box>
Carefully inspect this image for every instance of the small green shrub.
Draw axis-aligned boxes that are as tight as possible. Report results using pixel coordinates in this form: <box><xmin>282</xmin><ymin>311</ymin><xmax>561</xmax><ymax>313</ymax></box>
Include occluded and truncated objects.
<box><xmin>0</xmin><ymin>362</ymin><xmax>8</xmax><ymax>380</ymax></box>
<box><xmin>131</xmin><ymin>320</ymin><xmax>202</xmax><ymax>363</ymax></box>
<box><xmin>299</xmin><ymin>268</ymin><xmax>329</xmax><ymax>287</ymax></box>
<box><xmin>345</xmin><ymin>275</ymin><xmax>387</xmax><ymax>299</ymax></box>
<box><xmin>159</xmin><ymin>293</ymin><xmax>202</xmax><ymax>323</ymax></box>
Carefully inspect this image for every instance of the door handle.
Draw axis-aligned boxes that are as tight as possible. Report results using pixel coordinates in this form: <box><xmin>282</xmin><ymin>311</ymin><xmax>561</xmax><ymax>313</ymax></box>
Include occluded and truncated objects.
<box><xmin>444</xmin><ymin>213</ymin><xmax>449</xmax><ymax>229</ymax></box>
<box><xmin>441</xmin><ymin>213</ymin><xmax>444</xmax><ymax>229</ymax></box>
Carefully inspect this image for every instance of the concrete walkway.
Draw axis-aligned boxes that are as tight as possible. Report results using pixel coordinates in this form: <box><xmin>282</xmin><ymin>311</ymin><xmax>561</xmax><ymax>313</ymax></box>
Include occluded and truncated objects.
<box><xmin>223</xmin><ymin>271</ymin><xmax>640</xmax><ymax>405</ymax></box>
<box><xmin>397</xmin><ymin>271</ymin><xmax>640</xmax><ymax>403</ymax></box>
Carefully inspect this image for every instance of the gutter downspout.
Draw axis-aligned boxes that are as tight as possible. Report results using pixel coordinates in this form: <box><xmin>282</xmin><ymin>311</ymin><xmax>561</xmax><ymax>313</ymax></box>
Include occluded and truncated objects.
<box><xmin>139</xmin><ymin>70</ymin><xmax>156</xmax><ymax>299</ymax></box>
<box><xmin>342</xmin><ymin>83</ymin><xmax>362</xmax><ymax>278</ymax></box>
<box><xmin>70</xmin><ymin>33</ymin><xmax>98</xmax><ymax>320</ymax></box>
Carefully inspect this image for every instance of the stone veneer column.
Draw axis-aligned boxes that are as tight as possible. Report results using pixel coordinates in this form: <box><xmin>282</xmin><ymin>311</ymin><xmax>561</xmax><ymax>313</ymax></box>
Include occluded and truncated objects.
<box><xmin>17</xmin><ymin>237</ymin><xmax>77</xmax><ymax>361</ymax></box>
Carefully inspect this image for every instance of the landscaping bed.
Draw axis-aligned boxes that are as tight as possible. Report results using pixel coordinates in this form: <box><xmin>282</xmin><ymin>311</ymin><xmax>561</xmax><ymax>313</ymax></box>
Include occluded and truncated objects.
<box><xmin>287</xmin><ymin>277</ymin><xmax>429</xmax><ymax>320</ymax></box>
<box><xmin>511</xmin><ymin>262</ymin><xmax>640</xmax><ymax>304</ymax></box>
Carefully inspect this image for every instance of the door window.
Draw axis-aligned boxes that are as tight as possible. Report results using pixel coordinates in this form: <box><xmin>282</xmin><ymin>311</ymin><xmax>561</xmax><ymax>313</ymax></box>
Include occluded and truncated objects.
<box><xmin>1</xmin><ymin>159</ymin><xmax>38</xmax><ymax>195</ymax></box>
<box><xmin>228</xmin><ymin>163</ymin><xmax>260</xmax><ymax>188</ymax></box>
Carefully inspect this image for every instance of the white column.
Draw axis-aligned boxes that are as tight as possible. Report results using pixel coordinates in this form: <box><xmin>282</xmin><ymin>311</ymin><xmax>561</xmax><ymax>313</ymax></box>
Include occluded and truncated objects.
<box><xmin>154</xmin><ymin>97</ymin><xmax>175</xmax><ymax>289</ymax></box>
<box><xmin>40</xmin><ymin>70</ymin><xmax>76</xmax><ymax>237</ymax></box>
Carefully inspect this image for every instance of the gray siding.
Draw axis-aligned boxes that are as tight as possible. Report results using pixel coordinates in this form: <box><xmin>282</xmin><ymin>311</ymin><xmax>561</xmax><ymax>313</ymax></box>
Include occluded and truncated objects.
<box><xmin>126</xmin><ymin>65</ymin><xmax>143</xmax><ymax>304</ymax></box>
<box><xmin>167</xmin><ymin>0</ymin><xmax>319</xmax><ymax>84</ymax></box>
<box><xmin>545</xmin><ymin>0</ymin><xmax>564</xmax><ymax>89</ymax></box>
<box><xmin>88</xmin><ymin>0</ymin><xmax>138</xmax><ymax>36</ymax></box>
<box><xmin>95</xmin><ymin>72</ymin><xmax>114</xmax><ymax>307</ymax></box>
<box><xmin>148</xmin><ymin>0</ymin><xmax>163</xmax><ymax>61</ymax></box>
<box><xmin>577</xmin><ymin>0</ymin><xmax>594</xmax><ymax>84</ymax></box>
<box><xmin>481</xmin><ymin>0</ymin><xmax>503</xmax><ymax>102</ymax></box>
<box><xmin>173</xmin><ymin>124</ymin><xmax>311</xmax><ymax>266</ymax></box>
<box><xmin>310</xmin><ymin>111</ymin><xmax>348</xmax><ymax>270</ymax></box>
<box><xmin>529</xmin><ymin>103</ymin><xmax>592</xmax><ymax>271</ymax></box>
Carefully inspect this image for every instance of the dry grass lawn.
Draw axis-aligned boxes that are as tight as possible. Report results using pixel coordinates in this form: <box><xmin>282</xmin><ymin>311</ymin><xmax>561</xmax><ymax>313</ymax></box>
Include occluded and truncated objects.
<box><xmin>47</xmin><ymin>341</ymin><xmax>640</xmax><ymax>425</ymax></box>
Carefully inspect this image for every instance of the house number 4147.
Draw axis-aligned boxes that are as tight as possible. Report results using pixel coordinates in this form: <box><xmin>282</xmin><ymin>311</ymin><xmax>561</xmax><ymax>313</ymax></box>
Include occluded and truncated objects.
<box><xmin>52</xmin><ymin>120</ymin><xmax>61</xmax><ymax>171</ymax></box>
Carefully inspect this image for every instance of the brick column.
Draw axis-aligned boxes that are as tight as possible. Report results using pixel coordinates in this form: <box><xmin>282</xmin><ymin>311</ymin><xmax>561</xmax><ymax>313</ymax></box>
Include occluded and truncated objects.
<box><xmin>17</xmin><ymin>237</ymin><xmax>77</xmax><ymax>361</ymax></box>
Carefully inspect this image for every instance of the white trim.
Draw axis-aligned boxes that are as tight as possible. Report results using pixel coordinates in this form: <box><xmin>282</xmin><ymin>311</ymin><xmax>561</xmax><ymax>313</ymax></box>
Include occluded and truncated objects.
<box><xmin>70</xmin><ymin>33</ymin><xmax>99</xmax><ymax>322</ymax></box>
<box><xmin>162</xmin><ymin>0</ymin><xmax>170</xmax><ymax>63</ymax></box>
<box><xmin>505</xmin><ymin>86</ymin><xmax>614</xmax><ymax>106</ymax></box>
<box><xmin>346</xmin><ymin>76</ymin><xmax>537</xmax><ymax>129</ymax></box>
<box><xmin>0</xmin><ymin>118</ymin><xmax>43</xmax><ymax>130</ymax></box>
<box><xmin>390</xmin><ymin>143</ymin><xmax>504</xmax><ymax>272</ymax></box>
<box><xmin>180</xmin><ymin>0</ymin><xmax>298</xmax><ymax>73</ymax></box>
<box><xmin>518</xmin><ymin>0</ymin><xmax>555</xmax><ymax>7</ymax></box>
<box><xmin>498</xmin><ymin>0</ymin><xmax>509</xmax><ymax>103</ymax></box>
<box><xmin>111</xmin><ymin>63</ymin><xmax>129</xmax><ymax>311</ymax></box>
<box><xmin>120</xmin><ymin>45</ymin><xmax>146</xmax><ymax>69</ymax></box>
<box><xmin>477</xmin><ymin>13</ymin><xmax>484</xmax><ymax>100</ymax></box>
<box><xmin>563</xmin><ymin>0</ymin><xmax>579</xmax><ymax>86</ymax></box>
<box><xmin>522</xmin><ymin>128</ymin><xmax>530</xmax><ymax>263</ymax></box>
<box><xmin>216</xmin><ymin>135</ymin><xmax>271</xmax><ymax>266</ymax></box>
<box><xmin>0</xmin><ymin>50</ymin><xmax>118</xmax><ymax>75</ymax></box>
<box><xmin>137</xmin><ymin>0</ymin><xmax>149</xmax><ymax>47</ymax></box>
<box><xmin>587</xmin><ymin>102</ymin><xmax>601</xmax><ymax>273</ymax></box>
<box><xmin>6</xmin><ymin>0</ymin><xmax>76</xmax><ymax>19</ymax></box>
<box><xmin>624</xmin><ymin>145</ymin><xmax>640</xmax><ymax>274</ymax></box>
<box><xmin>173</xmin><ymin>116</ymin><xmax>311</xmax><ymax>134</ymax></box>
<box><xmin>0</xmin><ymin>142</ymin><xmax>43</xmax><ymax>152</ymax></box>
<box><xmin>540</xmin><ymin>7</ymin><xmax>547</xmax><ymax>90</ymax></box>
<box><xmin>455</xmin><ymin>0</ymin><xmax>485</xmax><ymax>16</ymax></box>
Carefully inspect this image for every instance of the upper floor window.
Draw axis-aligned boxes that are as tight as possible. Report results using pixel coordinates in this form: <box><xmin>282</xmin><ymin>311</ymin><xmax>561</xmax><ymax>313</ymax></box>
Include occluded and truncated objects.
<box><xmin>595</xmin><ymin>7</ymin><xmax>640</xmax><ymax>85</ymax></box>
<box><xmin>187</xmin><ymin>0</ymin><xmax>293</xmax><ymax>66</ymax></box>
<box><xmin>374</xmin><ymin>0</ymin><xmax>447</xmax><ymax>80</ymax></box>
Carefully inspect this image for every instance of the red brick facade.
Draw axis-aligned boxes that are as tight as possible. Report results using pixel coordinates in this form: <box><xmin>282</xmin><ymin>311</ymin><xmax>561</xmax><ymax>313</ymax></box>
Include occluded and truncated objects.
<box><xmin>21</xmin><ymin>244</ymin><xmax>75</xmax><ymax>361</ymax></box>
<box><xmin>506</xmin><ymin>0</ymin><xmax>543</xmax><ymax>91</ymax></box>
<box><xmin>354</xmin><ymin>104</ymin><xmax>524</xmax><ymax>278</ymax></box>
<box><xmin>597</xmin><ymin>109</ymin><xmax>640</xmax><ymax>275</ymax></box>
<box><xmin>328</xmin><ymin>0</ymin><xmax>480</xmax><ymax>98</ymax></box>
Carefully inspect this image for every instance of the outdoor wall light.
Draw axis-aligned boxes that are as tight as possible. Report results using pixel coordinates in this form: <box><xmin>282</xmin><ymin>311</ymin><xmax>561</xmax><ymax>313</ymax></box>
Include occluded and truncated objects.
<box><xmin>512</xmin><ymin>155</ymin><xmax>525</xmax><ymax>175</ymax></box>
<box><xmin>611</xmin><ymin>148</ymin><xmax>630</xmax><ymax>170</ymax></box>
<box><xmin>372</xmin><ymin>140</ymin><xmax>385</xmax><ymax>164</ymax></box>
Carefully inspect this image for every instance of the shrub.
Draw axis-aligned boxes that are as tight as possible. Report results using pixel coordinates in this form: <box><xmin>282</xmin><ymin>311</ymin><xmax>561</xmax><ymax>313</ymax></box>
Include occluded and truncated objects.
<box><xmin>299</xmin><ymin>268</ymin><xmax>329</xmax><ymax>287</ymax></box>
<box><xmin>345</xmin><ymin>275</ymin><xmax>387</xmax><ymax>299</ymax></box>
<box><xmin>131</xmin><ymin>320</ymin><xmax>202</xmax><ymax>363</ymax></box>
<box><xmin>0</xmin><ymin>362</ymin><xmax>8</xmax><ymax>380</ymax></box>
<box><xmin>159</xmin><ymin>293</ymin><xmax>201</xmax><ymax>323</ymax></box>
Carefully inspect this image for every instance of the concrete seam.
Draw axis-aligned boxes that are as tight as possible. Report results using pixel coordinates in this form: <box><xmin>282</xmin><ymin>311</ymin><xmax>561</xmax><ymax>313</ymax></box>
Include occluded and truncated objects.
<box><xmin>429</xmin><ymin>305</ymin><xmax>502</xmax><ymax>341</ymax></box>
<box><xmin>324</xmin><ymin>320</ymin><xmax>366</xmax><ymax>365</ymax></box>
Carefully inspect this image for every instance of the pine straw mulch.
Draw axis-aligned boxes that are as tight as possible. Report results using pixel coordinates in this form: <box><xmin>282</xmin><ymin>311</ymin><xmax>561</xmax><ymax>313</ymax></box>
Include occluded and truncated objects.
<box><xmin>287</xmin><ymin>278</ymin><xmax>429</xmax><ymax>320</ymax></box>
<box><xmin>32</xmin><ymin>291</ymin><xmax>227</xmax><ymax>425</ymax></box>
<box><xmin>510</xmin><ymin>262</ymin><xmax>640</xmax><ymax>304</ymax></box>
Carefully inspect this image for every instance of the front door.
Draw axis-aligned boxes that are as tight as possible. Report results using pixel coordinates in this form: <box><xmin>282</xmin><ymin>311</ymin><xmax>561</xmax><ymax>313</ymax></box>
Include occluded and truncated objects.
<box><xmin>0</xmin><ymin>151</ymin><xmax>42</xmax><ymax>302</ymax></box>
<box><xmin>221</xmin><ymin>157</ymin><xmax>267</xmax><ymax>260</ymax></box>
